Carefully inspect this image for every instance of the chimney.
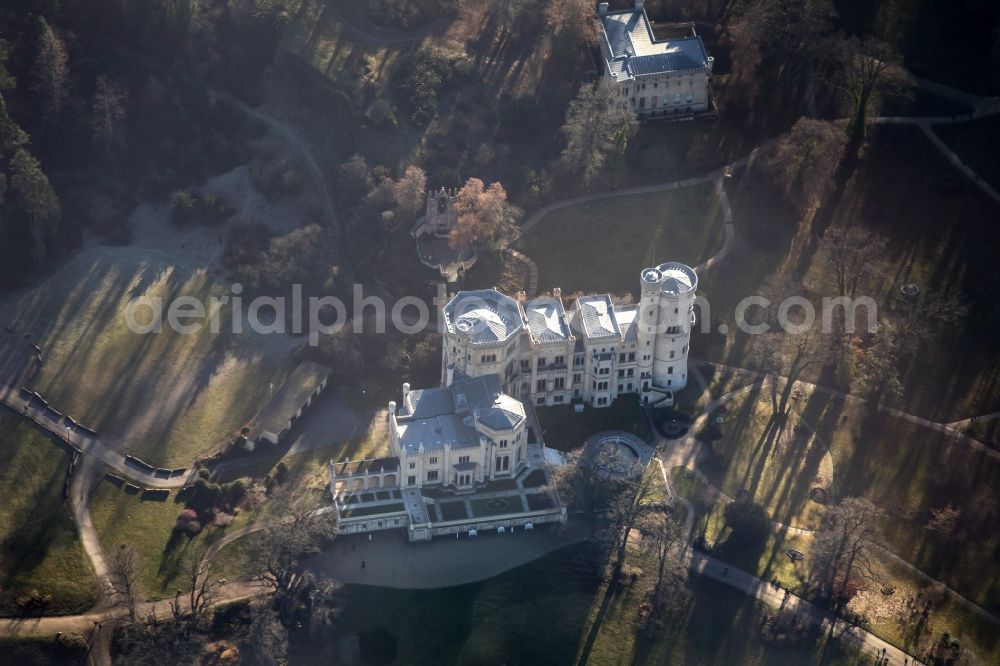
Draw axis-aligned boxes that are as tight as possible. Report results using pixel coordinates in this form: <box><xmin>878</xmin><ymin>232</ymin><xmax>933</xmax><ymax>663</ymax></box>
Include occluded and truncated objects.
<box><xmin>598</xmin><ymin>2</ymin><xmax>609</xmax><ymax>16</ymax></box>
<box><xmin>388</xmin><ymin>400</ymin><xmax>397</xmax><ymax>416</ymax></box>
<box><xmin>634</xmin><ymin>0</ymin><xmax>644</xmax><ymax>11</ymax></box>
<box><xmin>402</xmin><ymin>382</ymin><xmax>413</xmax><ymax>413</ymax></box>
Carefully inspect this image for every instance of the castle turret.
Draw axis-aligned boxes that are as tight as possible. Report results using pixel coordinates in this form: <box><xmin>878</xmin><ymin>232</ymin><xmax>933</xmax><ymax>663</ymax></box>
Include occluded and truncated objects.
<box><xmin>637</xmin><ymin>262</ymin><xmax>697</xmax><ymax>403</ymax></box>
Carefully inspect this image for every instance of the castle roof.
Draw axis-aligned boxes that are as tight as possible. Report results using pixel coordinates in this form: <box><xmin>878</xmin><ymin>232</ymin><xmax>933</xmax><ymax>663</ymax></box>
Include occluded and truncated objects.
<box><xmin>396</xmin><ymin>375</ymin><xmax>524</xmax><ymax>453</ymax></box>
<box><xmin>573</xmin><ymin>295</ymin><xmax>622</xmax><ymax>341</ymax></box>
<box><xmin>443</xmin><ymin>289</ymin><xmax>524</xmax><ymax>345</ymax></box>
<box><xmin>523</xmin><ymin>296</ymin><xmax>572</xmax><ymax>344</ymax></box>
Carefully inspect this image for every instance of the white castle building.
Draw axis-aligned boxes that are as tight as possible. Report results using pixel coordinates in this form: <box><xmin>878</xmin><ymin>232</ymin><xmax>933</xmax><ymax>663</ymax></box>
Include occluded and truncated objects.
<box><xmin>598</xmin><ymin>0</ymin><xmax>714</xmax><ymax>119</ymax></box>
<box><xmin>328</xmin><ymin>263</ymin><xmax>696</xmax><ymax>540</ymax></box>
<box><xmin>442</xmin><ymin>262</ymin><xmax>698</xmax><ymax>410</ymax></box>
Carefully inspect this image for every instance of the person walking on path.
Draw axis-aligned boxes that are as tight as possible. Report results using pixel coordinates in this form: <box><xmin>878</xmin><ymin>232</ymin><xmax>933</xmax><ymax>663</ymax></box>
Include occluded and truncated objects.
<box><xmin>361</xmin><ymin>560</ymin><xmax>366</xmax><ymax>569</ymax></box>
<box><xmin>722</xmin><ymin>567</ymin><xmax>728</xmax><ymax>577</ymax></box>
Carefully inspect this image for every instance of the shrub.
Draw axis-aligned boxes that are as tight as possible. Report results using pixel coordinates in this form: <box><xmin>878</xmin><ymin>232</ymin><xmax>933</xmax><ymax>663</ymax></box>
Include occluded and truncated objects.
<box><xmin>170</xmin><ymin>190</ymin><xmax>230</xmax><ymax>226</ymax></box>
<box><xmin>170</xmin><ymin>190</ymin><xmax>197</xmax><ymax>225</ymax></box>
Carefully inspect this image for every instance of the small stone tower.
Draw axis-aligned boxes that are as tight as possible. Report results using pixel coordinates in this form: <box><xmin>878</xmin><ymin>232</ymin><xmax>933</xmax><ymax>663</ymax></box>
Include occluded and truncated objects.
<box><xmin>425</xmin><ymin>187</ymin><xmax>458</xmax><ymax>236</ymax></box>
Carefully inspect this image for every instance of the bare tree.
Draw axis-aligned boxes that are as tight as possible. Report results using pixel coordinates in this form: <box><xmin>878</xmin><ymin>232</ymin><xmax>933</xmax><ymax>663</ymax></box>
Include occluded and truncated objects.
<box><xmin>762</xmin><ymin>118</ymin><xmax>848</xmax><ymax>214</ymax></box>
<box><xmin>924</xmin><ymin>503</ymin><xmax>962</xmax><ymax>540</ymax></box>
<box><xmin>833</xmin><ymin>37</ymin><xmax>910</xmax><ymax>141</ymax></box>
<box><xmin>394</xmin><ymin>164</ymin><xmax>427</xmax><ymax>217</ymax></box>
<box><xmin>550</xmin><ymin>446</ymin><xmax>624</xmax><ymax>536</ymax></box>
<box><xmin>640</xmin><ymin>508</ymin><xmax>689</xmax><ymax>625</ymax></box>
<box><xmin>725</xmin><ymin>0</ymin><xmax>837</xmax><ymax>107</ymax></box>
<box><xmin>891</xmin><ymin>287</ymin><xmax>969</xmax><ymax>347</ymax></box>
<box><xmin>91</xmin><ymin>76</ymin><xmax>128</xmax><ymax>158</ymax></box>
<box><xmin>814</xmin><ymin>226</ymin><xmax>889</xmax><ymax>299</ymax></box>
<box><xmin>557</xmin><ymin>80</ymin><xmax>638</xmax><ymax>188</ymax></box>
<box><xmin>750</xmin><ymin>273</ymin><xmax>836</xmax><ymax>416</ymax></box>
<box><xmin>544</xmin><ymin>0</ymin><xmax>600</xmax><ymax>44</ymax></box>
<box><xmin>245</xmin><ymin>485</ymin><xmax>337</xmax><ymax>621</ymax></box>
<box><xmin>641</xmin><ymin>508</ymin><xmax>685</xmax><ymax>591</ymax></box>
<box><xmin>604</xmin><ymin>468</ymin><xmax>659</xmax><ymax>574</ymax></box>
<box><xmin>239</xmin><ymin>602</ymin><xmax>289</xmax><ymax>666</ymax></box>
<box><xmin>851</xmin><ymin>321</ymin><xmax>903</xmax><ymax>408</ymax></box>
<box><xmin>109</xmin><ymin>544</ymin><xmax>142</xmax><ymax>622</ymax></box>
<box><xmin>811</xmin><ymin>497</ymin><xmax>883</xmax><ymax>611</ymax></box>
<box><xmin>185</xmin><ymin>546</ymin><xmax>220</xmax><ymax>618</ymax></box>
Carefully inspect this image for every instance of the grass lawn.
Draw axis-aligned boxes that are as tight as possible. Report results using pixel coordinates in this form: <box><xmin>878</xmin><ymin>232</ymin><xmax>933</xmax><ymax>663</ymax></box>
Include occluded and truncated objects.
<box><xmin>341</xmin><ymin>503</ymin><xmax>405</xmax><ymax>518</ymax></box>
<box><xmin>935</xmin><ymin>115</ymin><xmax>1000</xmax><ymax>191</ymax></box>
<box><xmin>438</xmin><ymin>501</ymin><xmax>468</xmax><ymax>521</ymax></box>
<box><xmin>670</xmin><ymin>466</ymin><xmax>1000</xmax><ymax>663</ymax></box>
<box><xmin>1</xmin><ymin>247</ymin><xmax>298</xmax><ymax>467</ymax></box>
<box><xmin>0</xmin><ymin>414</ymin><xmax>95</xmax><ymax>616</ymax></box>
<box><xmin>536</xmin><ymin>397</ymin><xmax>651</xmax><ymax>452</ymax></box>
<box><xmin>294</xmin><ymin>541</ymin><xmax>861</xmax><ymax>665</ymax></box>
<box><xmin>470</xmin><ymin>497</ymin><xmax>522</xmax><ymax>518</ymax></box>
<box><xmin>518</xmin><ymin>184</ymin><xmax>723</xmax><ymax>300</ymax></box>
<box><xmin>700</xmin><ymin>380</ymin><xmax>1000</xmax><ymax>611</ymax></box>
<box><xmin>702</xmin><ymin>384</ymin><xmax>830</xmax><ymax>531</ymax></box>
<box><xmin>0</xmin><ymin>636</ymin><xmax>88</xmax><ymax>665</ymax></box>
<box><xmin>88</xmin><ymin>478</ymin><xmax>260</xmax><ymax>600</ymax></box>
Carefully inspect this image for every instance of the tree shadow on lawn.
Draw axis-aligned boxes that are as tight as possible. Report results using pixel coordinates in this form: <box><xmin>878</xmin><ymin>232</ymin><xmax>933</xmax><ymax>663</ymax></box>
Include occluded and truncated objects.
<box><xmin>0</xmin><ymin>456</ymin><xmax>75</xmax><ymax>595</ymax></box>
<box><xmin>746</xmin><ymin>383</ymin><xmax>845</xmax><ymax>527</ymax></box>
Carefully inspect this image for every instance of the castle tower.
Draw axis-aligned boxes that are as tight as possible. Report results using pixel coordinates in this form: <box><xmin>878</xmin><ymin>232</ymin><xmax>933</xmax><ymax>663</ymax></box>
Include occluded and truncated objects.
<box><xmin>425</xmin><ymin>187</ymin><xmax>458</xmax><ymax>236</ymax></box>
<box><xmin>636</xmin><ymin>262</ymin><xmax>698</xmax><ymax>403</ymax></box>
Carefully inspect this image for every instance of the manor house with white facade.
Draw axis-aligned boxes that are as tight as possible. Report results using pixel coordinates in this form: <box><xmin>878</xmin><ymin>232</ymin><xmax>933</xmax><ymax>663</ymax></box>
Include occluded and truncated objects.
<box><xmin>329</xmin><ymin>263</ymin><xmax>697</xmax><ymax>541</ymax></box>
<box><xmin>598</xmin><ymin>0</ymin><xmax>714</xmax><ymax>119</ymax></box>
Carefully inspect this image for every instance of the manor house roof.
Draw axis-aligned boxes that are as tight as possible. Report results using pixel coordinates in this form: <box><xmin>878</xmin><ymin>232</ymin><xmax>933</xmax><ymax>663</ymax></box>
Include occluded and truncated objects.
<box><xmin>601</xmin><ymin>9</ymin><xmax>710</xmax><ymax>82</ymax></box>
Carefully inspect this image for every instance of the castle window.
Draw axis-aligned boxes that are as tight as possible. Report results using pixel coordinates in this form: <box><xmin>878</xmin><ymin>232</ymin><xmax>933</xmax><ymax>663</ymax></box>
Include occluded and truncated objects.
<box><xmin>459</xmin><ymin>455</ymin><xmax>470</xmax><ymax>463</ymax></box>
<box><xmin>670</xmin><ymin>351</ymin><xmax>675</xmax><ymax>359</ymax></box>
<box><xmin>554</xmin><ymin>377</ymin><xmax>565</xmax><ymax>389</ymax></box>
<box><xmin>429</xmin><ymin>457</ymin><xmax>438</xmax><ymax>464</ymax></box>
<box><xmin>554</xmin><ymin>355</ymin><xmax>565</xmax><ymax>365</ymax></box>
<box><xmin>500</xmin><ymin>439</ymin><xmax>508</xmax><ymax>448</ymax></box>
<box><xmin>554</xmin><ymin>395</ymin><xmax>564</xmax><ymax>403</ymax></box>
<box><xmin>573</xmin><ymin>373</ymin><xmax>582</xmax><ymax>383</ymax></box>
<box><xmin>409</xmin><ymin>462</ymin><xmax>416</xmax><ymax>469</ymax></box>
<box><xmin>427</xmin><ymin>470</ymin><xmax>439</xmax><ymax>481</ymax></box>
<box><xmin>668</xmin><ymin>367</ymin><xmax>673</xmax><ymax>374</ymax></box>
<box><xmin>520</xmin><ymin>359</ymin><xmax>530</xmax><ymax>371</ymax></box>
<box><xmin>536</xmin><ymin>379</ymin><xmax>547</xmax><ymax>392</ymax></box>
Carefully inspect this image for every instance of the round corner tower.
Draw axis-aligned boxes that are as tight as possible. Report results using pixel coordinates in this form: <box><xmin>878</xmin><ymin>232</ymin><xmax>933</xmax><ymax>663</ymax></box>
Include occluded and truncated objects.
<box><xmin>636</xmin><ymin>262</ymin><xmax>698</xmax><ymax>402</ymax></box>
